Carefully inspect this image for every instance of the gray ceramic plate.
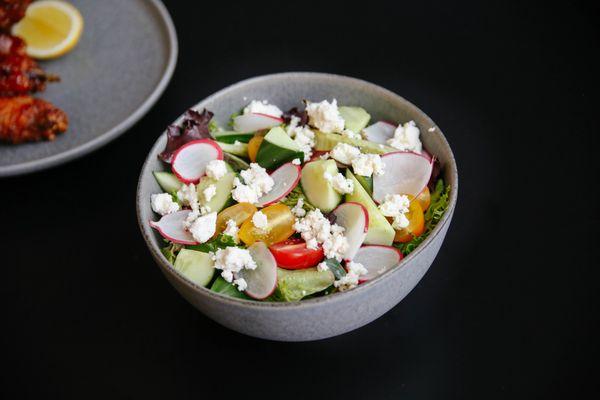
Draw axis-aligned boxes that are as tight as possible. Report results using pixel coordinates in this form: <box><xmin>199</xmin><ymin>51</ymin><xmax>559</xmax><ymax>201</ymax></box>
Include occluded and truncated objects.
<box><xmin>0</xmin><ymin>0</ymin><xmax>177</xmax><ymax>177</ymax></box>
<box><xmin>137</xmin><ymin>72</ymin><xmax>458</xmax><ymax>341</ymax></box>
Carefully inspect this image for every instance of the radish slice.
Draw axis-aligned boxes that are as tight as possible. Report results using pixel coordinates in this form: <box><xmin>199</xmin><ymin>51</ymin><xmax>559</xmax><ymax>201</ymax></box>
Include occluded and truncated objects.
<box><xmin>332</xmin><ymin>202</ymin><xmax>369</xmax><ymax>260</ymax></box>
<box><xmin>362</xmin><ymin>121</ymin><xmax>396</xmax><ymax>144</ymax></box>
<box><xmin>420</xmin><ymin>149</ymin><xmax>432</xmax><ymax>162</ymax></box>
<box><xmin>233</xmin><ymin>113</ymin><xmax>284</xmax><ymax>133</ymax></box>
<box><xmin>171</xmin><ymin>139</ymin><xmax>223</xmax><ymax>184</ymax></box>
<box><xmin>149</xmin><ymin>210</ymin><xmax>197</xmax><ymax>245</ymax></box>
<box><xmin>235</xmin><ymin>242</ymin><xmax>277</xmax><ymax>299</ymax></box>
<box><xmin>373</xmin><ymin>151</ymin><xmax>433</xmax><ymax>203</ymax></box>
<box><xmin>352</xmin><ymin>245</ymin><xmax>403</xmax><ymax>282</ymax></box>
<box><xmin>256</xmin><ymin>163</ymin><xmax>301</xmax><ymax>207</ymax></box>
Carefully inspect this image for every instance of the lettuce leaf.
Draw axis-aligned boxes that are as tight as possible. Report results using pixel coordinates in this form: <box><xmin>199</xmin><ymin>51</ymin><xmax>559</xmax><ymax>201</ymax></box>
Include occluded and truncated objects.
<box><xmin>395</xmin><ymin>179</ymin><xmax>450</xmax><ymax>256</ymax></box>
<box><xmin>280</xmin><ymin>185</ymin><xmax>315</xmax><ymax>211</ymax></box>
<box><xmin>211</xmin><ymin>276</ymin><xmax>251</xmax><ymax>299</ymax></box>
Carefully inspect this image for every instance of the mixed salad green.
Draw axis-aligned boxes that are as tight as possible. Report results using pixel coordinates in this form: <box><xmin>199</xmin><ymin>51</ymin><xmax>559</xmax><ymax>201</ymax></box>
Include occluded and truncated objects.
<box><xmin>149</xmin><ymin>99</ymin><xmax>450</xmax><ymax>301</ymax></box>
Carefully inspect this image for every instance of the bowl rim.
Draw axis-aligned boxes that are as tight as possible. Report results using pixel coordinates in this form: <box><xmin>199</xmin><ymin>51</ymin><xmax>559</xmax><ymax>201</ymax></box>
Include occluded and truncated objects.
<box><xmin>136</xmin><ymin>71</ymin><xmax>458</xmax><ymax>309</ymax></box>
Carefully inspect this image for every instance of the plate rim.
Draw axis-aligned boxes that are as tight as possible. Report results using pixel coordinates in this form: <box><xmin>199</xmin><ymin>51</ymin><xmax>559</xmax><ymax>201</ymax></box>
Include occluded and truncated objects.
<box><xmin>0</xmin><ymin>0</ymin><xmax>178</xmax><ymax>178</ymax></box>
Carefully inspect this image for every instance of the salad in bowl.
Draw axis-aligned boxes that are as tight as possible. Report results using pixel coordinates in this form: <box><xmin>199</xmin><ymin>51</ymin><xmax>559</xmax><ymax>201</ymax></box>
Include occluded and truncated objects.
<box><xmin>147</xmin><ymin>98</ymin><xmax>450</xmax><ymax>302</ymax></box>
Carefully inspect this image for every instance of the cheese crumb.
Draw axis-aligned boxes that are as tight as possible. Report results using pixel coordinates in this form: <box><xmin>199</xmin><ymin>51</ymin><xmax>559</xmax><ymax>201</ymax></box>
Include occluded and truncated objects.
<box><xmin>252</xmin><ymin>210</ymin><xmax>268</xmax><ymax>230</ymax></box>
<box><xmin>378</xmin><ymin>194</ymin><xmax>411</xmax><ymax>229</ymax></box>
<box><xmin>203</xmin><ymin>184</ymin><xmax>217</xmax><ymax>203</ymax></box>
<box><xmin>287</xmin><ymin>116</ymin><xmax>315</xmax><ymax>161</ymax></box>
<box><xmin>305</xmin><ymin>99</ymin><xmax>345</xmax><ymax>133</ymax></box>
<box><xmin>428</xmin><ymin>126</ymin><xmax>436</xmax><ymax>132</ymax></box>
<box><xmin>232</xmin><ymin>163</ymin><xmax>274</xmax><ymax>204</ymax></box>
<box><xmin>243</xmin><ymin>100</ymin><xmax>283</xmax><ymax>117</ymax></box>
<box><xmin>291</xmin><ymin>197</ymin><xmax>306</xmax><ymax>217</ymax></box>
<box><xmin>317</xmin><ymin>261</ymin><xmax>329</xmax><ymax>272</ymax></box>
<box><xmin>334</xmin><ymin>261</ymin><xmax>368</xmax><ymax>291</ymax></box>
<box><xmin>213</xmin><ymin>247</ymin><xmax>257</xmax><ymax>284</ymax></box>
<box><xmin>294</xmin><ymin>209</ymin><xmax>348</xmax><ymax>261</ymax></box>
<box><xmin>188</xmin><ymin>212</ymin><xmax>217</xmax><ymax>243</ymax></box>
<box><xmin>387</xmin><ymin>120</ymin><xmax>422</xmax><ymax>153</ymax></box>
<box><xmin>223</xmin><ymin>218</ymin><xmax>239</xmax><ymax>242</ymax></box>
<box><xmin>330</xmin><ymin>143</ymin><xmax>361</xmax><ymax>165</ymax></box>
<box><xmin>206</xmin><ymin>159</ymin><xmax>228</xmax><ymax>180</ymax></box>
<box><xmin>151</xmin><ymin>193</ymin><xmax>180</xmax><ymax>215</ymax></box>
<box><xmin>324</xmin><ymin>171</ymin><xmax>354</xmax><ymax>194</ymax></box>
<box><xmin>352</xmin><ymin>153</ymin><xmax>385</xmax><ymax>177</ymax></box>
<box><xmin>233</xmin><ymin>278</ymin><xmax>247</xmax><ymax>292</ymax></box>
<box><xmin>292</xmin><ymin>158</ymin><xmax>301</xmax><ymax>165</ymax></box>
<box><xmin>341</xmin><ymin>129</ymin><xmax>362</xmax><ymax>140</ymax></box>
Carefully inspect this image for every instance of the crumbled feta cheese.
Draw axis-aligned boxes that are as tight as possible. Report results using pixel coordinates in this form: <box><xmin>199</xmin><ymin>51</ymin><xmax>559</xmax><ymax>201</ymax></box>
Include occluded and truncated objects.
<box><xmin>294</xmin><ymin>209</ymin><xmax>348</xmax><ymax>261</ymax></box>
<box><xmin>351</xmin><ymin>153</ymin><xmax>385</xmax><ymax>177</ymax></box>
<box><xmin>232</xmin><ymin>163</ymin><xmax>274</xmax><ymax>204</ymax></box>
<box><xmin>206</xmin><ymin>159</ymin><xmax>228</xmax><ymax>180</ymax></box>
<box><xmin>233</xmin><ymin>278</ymin><xmax>247</xmax><ymax>292</ymax></box>
<box><xmin>317</xmin><ymin>261</ymin><xmax>329</xmax><ymax>272</ymax></box>
<box><xmin>213</xmin><ymin>247</ymin><xmax>257</xmax><ymax>283</ymax></box>
<box><xmin>320</xmin><ymin>152</ymin><xmax>330</xmax><ymax>160</ymax></box>
<box><xmin>292</xmin><ymin>158</ymin><xmax>301</xmax><ymax>165</ymax></box>
<box><xmin>243</xmin><ymin>100</ymin><xmax>283</xmax><ymax>117</ymax></box>
<box><xmin>324</xmin><ymin>171</ymin><xmax>354</xmax><ymax>194</ymax></box>
<box><xmin>428</xmin><ymin>126</ymin><xmax>436</xmax><ymax>132</ymax></box>
<box><xmin>287</xmin><ymin>117</ymin><xmax>315</xmax><ymax>161</ymax></box>
<box><xmin>252</xmin><ymin>210</ymin><xmax>268</xmax><ymax>230</ymax></box>
<box><xmin>291</xmin><ymin>197</ymin><xmax>306</xmax><ymax>217</ymax></box>
<box><xmin>341</xmin><ymin>129</ymin><xmax>362</xmax><ymax>140</ymax></box>
<box><xmin>203</xmin><ymin>184</ymin><xmax>217</xmax><ymax>203</ymax></box>
<box><xmin>177</xmin><ymin>183</ymin><xmax>199</xmax><ymax>211</ymax></box>
<box><xmin>387</xmin><ymin>120</ymin><xmax>422</xmax><ymax>153</ymax></box>
<box><xmin>330</xmin><ymin>143</ymin><xmax>361</xmax><ymax>165</ymax></box>
<box><xmin>151</xmin><ymin>193</ymin><xmax>180</xmax><ymax>215</ymax></box>
<box><xmin>200</xmin><ymin>205</ymin><xmax>211</xmax><ymax>215</ymax></box>
<box><xmin>378</xmin><ymin>194</ymin><xmax>411</xmax><ymax>229</ymax></box>
<box><xmin>305</xmin><ymin>99</ymin><xmax>345</xmax><ymax>133</ymax></box>
<box><xmin>223</xmin><ymin>218</ymin><xmax>239</xmax><ymax>242</ymax></box>
<box><xmin>188</xmin><ymin>212</ymin><xmax>217</xmax><ymax>243</ymax></box>
<box><xmin>334</xmin><ymin>261</ymin><xmax>367</xmax><ymax>291</ymax></box>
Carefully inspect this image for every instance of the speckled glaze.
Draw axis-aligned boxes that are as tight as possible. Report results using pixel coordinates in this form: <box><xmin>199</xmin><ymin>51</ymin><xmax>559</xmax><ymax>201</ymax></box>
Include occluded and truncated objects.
<box><xmin>136</xmin><ymin>73</ymin><xmax>458</xmax><ymax>341</ymax></box>
<box><xmin>0</xmin><ymin>0</ymin><xmax>177</xmax><ymax>177</ymax></box>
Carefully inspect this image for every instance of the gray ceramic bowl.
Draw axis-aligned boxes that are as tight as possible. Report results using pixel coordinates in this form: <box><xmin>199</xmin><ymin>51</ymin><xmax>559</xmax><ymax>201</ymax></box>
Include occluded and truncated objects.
<box><xmin>136</xmin><ymin>72</ymin><xmax>458</xmax><ymax>341</ymax></box>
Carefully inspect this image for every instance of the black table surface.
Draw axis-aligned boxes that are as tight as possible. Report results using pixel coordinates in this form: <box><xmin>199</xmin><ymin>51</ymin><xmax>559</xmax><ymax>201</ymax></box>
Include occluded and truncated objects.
<box><xmin>2</xmin><ymin>1</ymin><xmax>597</xmax><ymax>398</ymax></box>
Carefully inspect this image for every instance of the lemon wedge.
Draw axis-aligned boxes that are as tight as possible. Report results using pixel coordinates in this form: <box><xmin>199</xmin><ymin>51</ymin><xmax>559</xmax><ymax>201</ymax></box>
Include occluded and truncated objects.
<box><xmin>11</xmin><ymin>0</ymin><xmax>83</xmax><ymax>60</ymax></box>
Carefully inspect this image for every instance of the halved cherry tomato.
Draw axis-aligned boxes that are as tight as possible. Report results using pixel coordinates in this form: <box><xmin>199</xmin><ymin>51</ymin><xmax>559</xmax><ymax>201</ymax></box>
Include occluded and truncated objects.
<box><xmin>269</xmin><ymin>238</ymin><xmax>325</xmax><ymax>270</ymax></box>
<box><xmin>416</xmin><ymin>186</ymin><xmax>431</xmax><ymax>211</ymax></box>
<box><xmin>239</xmin><ymin>203</ymin><xmax>295</xmax><ymax>246</ymax></box>
<box><xmin>392</xmin><ymin>199</ymin><xmax>425</xmax><ymax>243</ymax></box>
<box><xmin>215</xmin><ymin>202</ymin><xmax>257</xmax><ymax>236</ymax></box>
<box><xmin>247</xmin><ymin>134</ymin><xmax>264</xmax><ymax>162</ymax></box>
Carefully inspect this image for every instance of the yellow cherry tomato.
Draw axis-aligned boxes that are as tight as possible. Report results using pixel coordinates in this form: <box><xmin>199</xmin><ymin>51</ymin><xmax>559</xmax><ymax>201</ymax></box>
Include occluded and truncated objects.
<box><xmin>215</xmin><ymin>203</ymin><xmax>257</xmax><ymax>236</ymax></box>
<box><xmin>247</xmin><ymin>134</ymin><xmax>264</xmax><ymax>163</ymax></box>
<box><xmin>239</xmin><ymin>203</ymin><xmax>295</xmax><ymax>246</ymax></box>
<box><xmin>392</xmin><ymin>200</ymin><xmax>426</xmax><ymax>243</ymax></box>
<box><xmin>416</xmin><ymin>186</ymin><xmax>431</xmax><ymax>211</ymax></box>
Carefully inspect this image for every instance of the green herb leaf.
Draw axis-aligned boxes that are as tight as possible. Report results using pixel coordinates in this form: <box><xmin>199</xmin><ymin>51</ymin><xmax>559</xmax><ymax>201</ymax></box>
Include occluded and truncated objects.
<box><xmin>161</xmin><ymin>242</ymin><xmax>183</xmax><ymax>264</ymax></box>
<box><xmin>280</xmin><ymin>185</ymin><xmax>315</xmax><ymax>211</ymax></box>
<box><xmin>187</xmin><ymin>234</ymin><xmax>237</xmax><ymax>253</ymax></box>
<box><xmin>210</xmin><ymin>276</ymin><xmax>251</xmax><ymax>299</ymax></box>
<box><xmin>323</xmin><ymin>258</ymin><xmax>346</xmax><ymax>280</ymax></box>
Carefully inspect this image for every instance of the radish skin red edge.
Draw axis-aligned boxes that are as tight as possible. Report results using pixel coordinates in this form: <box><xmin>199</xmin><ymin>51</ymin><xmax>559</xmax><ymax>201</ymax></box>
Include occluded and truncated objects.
<box><xmin>149</xmin><ymin>210</ymin><xmax>198</xmax><ymax>246</ymax></box>
<box><xmin>351</xmin><ymin>245</ymin><xmax>403</xmax><ymax>283</ymax></box>
<box><xmin>256</xmin><ymin>162</ymin><xmax>302</xmax><ymax>207</ymax></box>
<box><xmin>171</xmin><ymin>139</ymin><xmax>223</xmax><ymax>184</ymax></box>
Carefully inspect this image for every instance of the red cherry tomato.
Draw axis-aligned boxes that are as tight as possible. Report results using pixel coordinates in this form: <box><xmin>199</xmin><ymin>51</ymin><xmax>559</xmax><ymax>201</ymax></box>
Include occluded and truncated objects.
<box><xmin>269</xmin><ymin>238</ymin><xmax>325</xmax><ymax>270</ymax></box>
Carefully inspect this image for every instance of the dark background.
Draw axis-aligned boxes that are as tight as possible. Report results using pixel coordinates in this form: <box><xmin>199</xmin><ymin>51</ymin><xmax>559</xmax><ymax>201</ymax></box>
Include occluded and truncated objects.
<box><xmin>2</xmin><ymin>0</ymin><xmax>598</xmax><ymax>398</ymax></box>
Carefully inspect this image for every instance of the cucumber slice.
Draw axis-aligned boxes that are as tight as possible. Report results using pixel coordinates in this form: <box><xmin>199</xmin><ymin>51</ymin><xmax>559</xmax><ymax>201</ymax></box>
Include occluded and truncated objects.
<box><xmin>300</xmin><ymin>159</ymin><xmax>342</xmax><ymax>213</ymax></box>
<box><xmin>197</xmin><ymin>172</ymin><xmax>236</xmax><ymax>213</ymax></box>
<box><xmin>274</xmin><ymin>267</ymin><xmax>335</xmax><ymax>302</ymax></box>
<box><xmin>256</xmin><ymin>127</ymin><xmax>304</xmax><ymax>169</ymax></box>
<box><xmin>345</xmin><ymin>170</ymin><xmax>395</xmax><ymax>245</ymax></box>
<box><xmin>224</xmin><ymin>153</ymin><xmax>250</xmax><ymax>171</ymax></box>
<box><xmin>174</xmin><ymin>249</ymin><xmax>215</xmax><ymax>287</ymax></box>
<box><xmin>355</xmin><ymin>174</ymin><xmax>373</xmax><ymax>196</ymax></box>
<box><xmin>217</xmin><ymin>141</ymin><xmax>249</xmax><ymax>157</ymax></box>
<box><xmin>153</xmin><ymin>171</ymin><xmax>182</xmax><ymax>193</ymax></box>
<box><xmin>213</xmin><ymin>130</ymin><xmax>255</xmax><ymax>144</ymax></box>
<box><xmin>339</xmin><ymin>106</ymin><xmax>370</xmax><ymax>133</ymax></box>
<box><xmin>314</xmin><ymin>131</ymin><xmax>395</xmax><ymax>154</ymax></box>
